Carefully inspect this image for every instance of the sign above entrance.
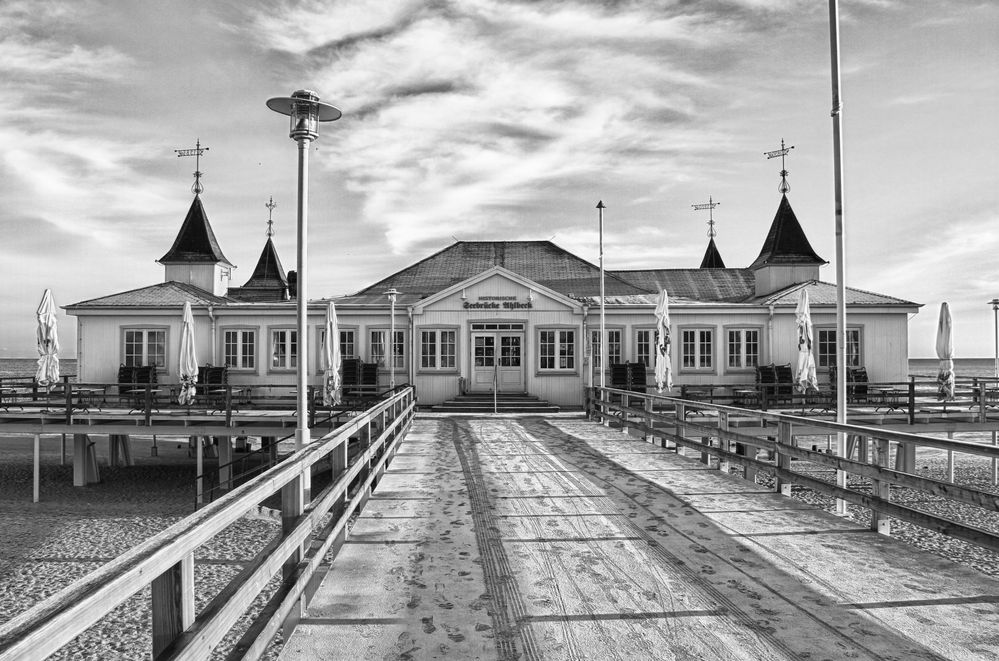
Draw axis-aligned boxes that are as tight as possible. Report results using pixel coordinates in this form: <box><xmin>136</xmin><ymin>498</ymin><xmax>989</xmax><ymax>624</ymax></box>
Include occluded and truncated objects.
<box><xmin>463</xmin><ymin>295</ymin><xmax>533</xmax><ymax>310</ymax></box>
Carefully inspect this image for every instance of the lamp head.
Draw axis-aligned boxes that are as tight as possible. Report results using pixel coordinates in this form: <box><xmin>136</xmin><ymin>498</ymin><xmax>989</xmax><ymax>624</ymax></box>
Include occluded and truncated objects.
<box><xmin>385</xmin><ymin>288</ymin><xmax>399</xmax><ymax>304</ymax></box>
<box><xmin>991</xmin><ymin>298</ymin><xmax>999</xmax><ymax>311</ymax></box>
<box><xmin>267</xmin><ymin>89</ymin><xmax>341</xmax><ymax>141</ymax></box>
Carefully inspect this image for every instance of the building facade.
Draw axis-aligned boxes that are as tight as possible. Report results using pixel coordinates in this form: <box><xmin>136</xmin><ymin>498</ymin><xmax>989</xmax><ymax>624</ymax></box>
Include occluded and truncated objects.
<box><xmin>65</xmin><ymin>192</ymin><xmax>920</xmax><ymax>408</ymax></box>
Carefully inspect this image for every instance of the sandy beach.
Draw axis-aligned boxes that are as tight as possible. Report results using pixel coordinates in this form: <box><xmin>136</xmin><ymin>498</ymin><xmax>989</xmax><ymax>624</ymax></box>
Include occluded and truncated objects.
<box><xmin>0</xmin><ymin>433</ymin><xmax>283</xmax><ymax>660</ymax></box>
<box><xmin>1</xmin><ymin>427</ymin><xmax>997</xmax><ymax>659</ymax></box>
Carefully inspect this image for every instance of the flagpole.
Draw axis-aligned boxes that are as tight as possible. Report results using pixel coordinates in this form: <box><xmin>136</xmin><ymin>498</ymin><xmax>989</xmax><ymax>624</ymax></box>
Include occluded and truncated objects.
<box><xmin>829</xmin><ymin>0</ymin><xmax>849</xmax><ymax>514</ymax></box>
<box><xmin>597</xmin><ymin>201</ymin><xmax>606</xmax><ymax>393</ymax></box>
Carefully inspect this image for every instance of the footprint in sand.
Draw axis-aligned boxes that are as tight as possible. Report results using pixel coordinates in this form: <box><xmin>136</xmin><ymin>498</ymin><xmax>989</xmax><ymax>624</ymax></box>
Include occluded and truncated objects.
<box><xmin>422</xmin><ymin>616</ymin><xmax>437</xmax><ymax>633</ymax></box>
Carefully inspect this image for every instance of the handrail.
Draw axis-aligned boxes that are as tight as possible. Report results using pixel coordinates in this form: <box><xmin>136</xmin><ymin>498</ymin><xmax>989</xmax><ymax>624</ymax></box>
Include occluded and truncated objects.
<box><xmin>0</xmin><ymin>387</ymin><xmax>416</xmax><ymax>661</ymax></box>
<box><xmin>587</xmin><ymin>385</ymin><xmax>999</xmax><ymax>553</ymax></box>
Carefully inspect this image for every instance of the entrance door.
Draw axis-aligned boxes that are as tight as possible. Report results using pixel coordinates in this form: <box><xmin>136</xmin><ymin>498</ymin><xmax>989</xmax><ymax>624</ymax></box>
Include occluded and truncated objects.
<box><xmin>471</xmin><ymin>332</ymin><xmax>524</xmax><ymax>392</ymax></box>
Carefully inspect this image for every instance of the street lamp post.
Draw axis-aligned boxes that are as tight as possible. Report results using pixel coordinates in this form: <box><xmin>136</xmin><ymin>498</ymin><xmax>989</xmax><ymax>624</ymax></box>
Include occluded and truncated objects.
<box><xmin>386</xmin><ymin>288</ymin><xmax>399</xmax><ymax>389</ymax></box>
<box><xmin>990</xmin><ymin>298</ymin><xmax>999</xmax><ymax>380</ymax></box>
<box><xmin>266</xmin><ymin>90</ymin><xmax>341</xmax><ymax>459</ymax></box>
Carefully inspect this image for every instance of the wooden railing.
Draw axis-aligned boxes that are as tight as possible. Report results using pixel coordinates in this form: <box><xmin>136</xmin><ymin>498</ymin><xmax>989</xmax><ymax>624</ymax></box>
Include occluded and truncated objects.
<box><xmin>586</xmin><ymin>386</ymin><xmax>999</xmax><ymax>552</ymax></box>
<box><xmin>0</xmin><ymin>387</ymin><xmax>416</xmax><ymax>660</ymax></box>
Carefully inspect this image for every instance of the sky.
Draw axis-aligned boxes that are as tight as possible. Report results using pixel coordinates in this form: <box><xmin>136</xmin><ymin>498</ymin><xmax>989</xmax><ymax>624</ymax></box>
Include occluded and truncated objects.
<box><xmin>0</xmin><ymin>0</ymin><xmax>996</xmax><ymax>359</ymax></box>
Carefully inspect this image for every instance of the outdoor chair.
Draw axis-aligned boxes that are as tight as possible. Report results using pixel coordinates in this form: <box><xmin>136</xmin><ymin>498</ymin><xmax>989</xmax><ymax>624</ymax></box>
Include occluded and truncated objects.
<box><xmin>196</xmin><ymin>364</ymin><xmax>230</xmax><ymax>410</ymax></box>
<box><xmin>849</xmin><ymin>367</ymin><xmax>870</xmax><ymax>404</ymax></box>
<box><xmin>118</xmin><ymin>364</ymin><xmax>159</xmax><ymax>411</ymax></box>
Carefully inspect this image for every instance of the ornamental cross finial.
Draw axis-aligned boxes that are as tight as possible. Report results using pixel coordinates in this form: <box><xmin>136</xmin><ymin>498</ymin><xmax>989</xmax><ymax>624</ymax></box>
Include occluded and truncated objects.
<box><xmin>692</xmin><ymin>196</ymin><xmax>720</xmax><ymax>238</ymax></box>
<box><xmin>174</xmin><ymin>138</ymin><xmax>210</xmax><ymax>195</ymax></box>
<box><xmin>265</xmin><ymin>196</ymin><xmax>276</xmax><ymax>238</ymax></box>
<box><xmin>764</xmin><ymin>138</ymin><xmax>795</xmax><ymax>194</ymax></box>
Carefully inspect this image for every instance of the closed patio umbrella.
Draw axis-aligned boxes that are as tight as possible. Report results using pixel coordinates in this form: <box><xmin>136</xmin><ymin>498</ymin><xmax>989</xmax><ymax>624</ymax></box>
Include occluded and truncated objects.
<box><xmin>321</xmin><ymin>301</ymin><xmax>342</xmax><ymax>406</ymax></box>
<box><xmin>177</xmin><ymin>301</ymin><xmax>198</xmax><ymax>405</ymax></box>
<box><xmin>654</xmin><ymin>290</ymin><xmax>672</xmax><ymax>393</ymax></box>
<box><xmin>936</xmin><ymin>301</ymin><xmax>955</xmax><ymax>400</ymax></box>
<box><xmin>794</xmin><ymin>288</ymin><xmax>819</xmax><ymax>393</ymax></box>
<box><xmin>35</xmin><ymin>289</ymin><xmax>59</xmax><ymax>388</ymax></box>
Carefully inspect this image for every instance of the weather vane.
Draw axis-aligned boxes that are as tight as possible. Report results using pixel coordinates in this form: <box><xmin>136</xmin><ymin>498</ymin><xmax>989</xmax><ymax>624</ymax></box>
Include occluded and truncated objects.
<box><xmin>265</xmin><ymin>196</ymin><xmax>276</xmax><ymax>238</ymax></box>
<box><xmin>174</xmin><ymin>138</ymin><xmax>210</xmax><ymax>194</ymax></box>
<box><xmin>692</xmin><ymin>196</ymin><xmax>720</xmax><ymax>238</ymax></box>
<box><xmin>764</xmin><ymin>138</ymin><xmax>794</xmax><ymax>194</ymax></box>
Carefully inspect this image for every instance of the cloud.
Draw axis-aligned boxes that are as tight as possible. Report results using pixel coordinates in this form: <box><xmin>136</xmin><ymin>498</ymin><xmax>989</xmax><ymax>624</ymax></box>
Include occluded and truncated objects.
<box><xmin>243</xmin><ymin>0</ymin><xmax>773</xmax><ymax>254</ymax></box>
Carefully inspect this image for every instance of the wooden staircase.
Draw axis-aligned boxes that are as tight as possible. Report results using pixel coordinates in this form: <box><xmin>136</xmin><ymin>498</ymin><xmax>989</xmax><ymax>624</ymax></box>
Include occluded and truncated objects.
<box><xmin>430</xmin><ymin>392</ymin><xmax>560</xmax><ymax>413</ymax></box>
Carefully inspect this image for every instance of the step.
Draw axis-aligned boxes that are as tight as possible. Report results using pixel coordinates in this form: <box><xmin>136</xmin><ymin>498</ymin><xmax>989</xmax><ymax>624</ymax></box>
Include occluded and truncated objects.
<box><xmin>430</xmin><ymin>405</ymin><xmax>561</xmax><ymax>414</ymax></box>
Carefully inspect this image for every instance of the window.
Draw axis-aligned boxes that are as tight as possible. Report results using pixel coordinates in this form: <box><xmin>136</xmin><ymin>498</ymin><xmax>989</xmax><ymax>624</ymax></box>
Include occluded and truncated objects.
<box><xmin>590</xmin><ymin>329</ymin><xmax>622</xmax><ymax>369</ymax></box>
<box><xmin>817</xmin><ymin>328</ymin><xmax>861</xmax><ymax>368</ymax></box>
<box><xmin>124</xmin><ymin>329</ymin><xmax>166</xmax><ymax>368</ymax></box>
<box><xmin>224</xmin><ymin>329</ymin><xmax>256</xmax><ymax>369</ymax></box>
<box><xmin>271</xmin><ymin>329</ymin><xmax>297</xmax><ymax>370</ymax></box>
<box><xmin>421</xmin><ymin>329</ymin><xmax>457</xmax><ymax>370</ymax></box>
<box><xmin>371</xmin><ymin>330</ymin><xmax>405</xmax><ymax>369</ymax></box>
<box><xmin>681</xmin><ymin>328</ymin><xmax>713</xmax><ymax>370</ymax></box>
<box><xmin>539</xmin><ymin>329</ymin><xmax>575</xmax><ymax>371</ymax></box>
<box><xmin>727</xmin><ymin>328</ymin><xmax>760</xmax><ymax>370</ymax></box>
<box><xmin>339</xmin><ymin>330</ymin><xmax>356</xmax><ymax>359</ymax></box>
<box><xmin>635</xmin><ymin>329</ymin><xmax>653</xmax><ymax>367</ymax></box>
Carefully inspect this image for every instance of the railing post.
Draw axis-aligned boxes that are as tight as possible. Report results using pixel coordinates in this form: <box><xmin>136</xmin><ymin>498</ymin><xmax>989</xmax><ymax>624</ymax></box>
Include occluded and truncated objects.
<box><xmin>64</xmin><ymin>382</ymin><xmax>72</xmax><ymax>424</ymax></box>
<box><xmin>718</xmin><ymin>411</ymin><xmax>730</xmax><ymax>474</ymax></box>
<box><xmin>281</xmin><ymin>472</ymin><xmax>306</xmax><ymax>636</ymax></box>
<box><xmin>908</xmin><ymin>377</ymin><xmax>916</xmax><ymax>425</ymax></box>
<box><xmin>774</xmin><ymin>420</ymin><xmax>792</xmax><ymax>496</ymax></box>
<box><xmin>871</xmin><ymin>436</ymin><xmax>891</xmax><ymax>535</ymax></box>
<box><xmin>644</xmin><ymin>395</ymin><xmax>653</xmax><ymax>443</ymax></box>
<box><xmin>674</xmin><ymin>402</ymin><xmax>684</xmax><ymax>454</ymax></box>
<box><xmin>224</xmin><ymin>385</ymin><xmax>232</xmax><ymax>427</ymax></box>
<box><xmin>151</xmin><ymin>552</ymin><xmax>194</xmax><ymax>659</ymax></box>
<box><xmin>144</xmin><ymin>384</ymin><xmax>153</xmax><ymax>426</ymax></box>
<box><xmin>979</xmin><ymin>385</ymin><xmax>988</xmax><ymax>423</ymax></box>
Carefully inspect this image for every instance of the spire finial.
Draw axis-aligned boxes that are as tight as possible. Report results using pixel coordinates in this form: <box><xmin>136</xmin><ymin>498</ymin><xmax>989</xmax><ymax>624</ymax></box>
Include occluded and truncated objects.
<box><xmin>764</xmin><ymin>138</ymin><xmax>795</xmax><ymax>194</ymax></box>
<box><xmin>174</xmin><ymin>138</ymin><xmax>210</xmax><ymax>195</ymax></box>
<box><xmin>265</xmin><ymin>196</ymin><xmax>276</xmax><ymax>238</ymax></box>
<box><xmin>692</xmin><ymin>196</ymin><xmax>720</xmax><ymax>238</ymax></box>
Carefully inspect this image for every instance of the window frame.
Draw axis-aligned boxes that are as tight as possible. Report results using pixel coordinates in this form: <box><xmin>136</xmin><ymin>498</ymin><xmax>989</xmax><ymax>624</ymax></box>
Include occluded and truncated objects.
<box><xmin>537</xmin><ymin>326</ymin><xmax>577</xmax><ymax>374</ymax></box>
<box><xmin>678</xmin><ymin>326</ymin><xmax>716</xmax><ymax>374</ymax></box>
<box><xmin>221</xmin><ymin>326</ymin><xmax>258</xmax><ymax>373</ymax></box>
<box><xmin>723</xmin><ymin>325</ymin><xmax>762</xmax><ymax>373</ymax></box>
<box><xmin>815</xmin><ymin>326</ymin><xmax>863</xmax><ymax>369</ymax></box>
<box><xmin>590</xmin><ymin>327</ymin><xmax>623</xmax><ymax>371</ymax></box>
<box><xmin>121</xmin><ymin>326</ymin><xmax>169</xmax><ymax>372</ymax></box>
<box><xmin>268</xmin><ymin>326</ymin><xmax>299</xmax><ymax>373</ymax></box>
<box><xmin>369</xmin><ymin>328</ymin><xmax>406</xmax><ymax>371</ymax></box>
<box><xmin>419</xmin><ymin>326</ymin><xmax>460</xmax><ymax>373</ymax></box>
<box><xmin>633</xmin><ymin>326</ymin><xmax>656</xmax><ymax>369</ymax></box>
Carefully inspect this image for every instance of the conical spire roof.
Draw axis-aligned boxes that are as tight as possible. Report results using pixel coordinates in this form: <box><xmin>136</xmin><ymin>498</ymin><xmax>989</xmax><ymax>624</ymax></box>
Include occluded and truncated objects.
<box><xmin>748</xmin><ymin>194</ymin><xmax>825</xmax><ymax>269</ymax></box>
<box><xmin>242</xmin><ymin>238</ymin><xmax>287</xmax><ymax>289</ymax></box>
<box><xmin>158</xmin><ymin>195</ymin><xmax>233</xmax><ymax>266</ymax></box>
<box><xmin>699</xmin><ymin>237</ymin><xmax>726</xmax><ymax>268</ymax></box>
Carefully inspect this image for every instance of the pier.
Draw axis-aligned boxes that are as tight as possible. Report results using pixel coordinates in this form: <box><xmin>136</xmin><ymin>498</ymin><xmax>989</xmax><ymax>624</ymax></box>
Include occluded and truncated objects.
<box><xmin>1</xmin><ymin>387</ymin><xmax>998</xmax><ymax>659</ymax></box>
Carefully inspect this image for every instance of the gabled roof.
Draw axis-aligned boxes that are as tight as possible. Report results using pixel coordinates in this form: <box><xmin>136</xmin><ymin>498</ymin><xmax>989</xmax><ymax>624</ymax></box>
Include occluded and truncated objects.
<box><xmin>65</xmin><ymin>281</ymin><xmax>233</xmax><ymax>309</ymax></box>
<box><xmin>748</xmin><ymin>194</ymin><xmax>825</xmax><ymax>269</ymax></box>
<box><xmin>752</xmin><ymin>280</ymin><xmax>919</xmax><ymax>307</ymax></box>
<box><xmin>351</xmin><ymin>241</ymin><xmax>650</xmax><ymax>299</ymax></box>
<box><xmin>227</xmin><ymin>238</ymin><xmax>288</xmax><ymax>302</ymax></box>
<box><xmin>158</xmin><ymin>196</ymin><xmax>233</xmax><ymax>266</ymax></box>
<box><xmin>610</xmin><ymin>269</ymin><xmax>756</xmax><ymax>302</ymax></box>
<box><xmin>699</xmin><ymin>238</ymin><xmax>726</xmax><ymax>268</ymax></box>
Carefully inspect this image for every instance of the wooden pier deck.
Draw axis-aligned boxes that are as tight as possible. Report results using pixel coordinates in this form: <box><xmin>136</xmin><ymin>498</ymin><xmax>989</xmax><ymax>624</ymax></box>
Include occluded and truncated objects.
<box><xmin>280</xmin><ymin>416</ymin><xmax>999</xmax><ymax>661</ymax></box>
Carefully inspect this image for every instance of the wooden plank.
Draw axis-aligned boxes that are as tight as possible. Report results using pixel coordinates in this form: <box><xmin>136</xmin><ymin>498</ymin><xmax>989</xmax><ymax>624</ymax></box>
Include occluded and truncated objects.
<box><xmin>151</xmin><ymin>553</ymin><xmax>194</xmax><ymax>659</ymax></box>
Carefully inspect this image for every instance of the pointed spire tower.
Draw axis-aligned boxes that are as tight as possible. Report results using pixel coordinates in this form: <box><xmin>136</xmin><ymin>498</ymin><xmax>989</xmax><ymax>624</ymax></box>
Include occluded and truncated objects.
<box><xmin>692</xmin><ymin>196</ymin><xmax>726</xmax><ymax>268</ymax></box>
<box><xmin>226</xmin><ymin>197</ymin><xmax>290</xmax><ymax>302</ymax></box>
<box><xmin>158</xmin><ymin>141</ymin><xmax>234</xmax><ymax>296</ymax></box>
<box><xmin>751</xmin><ymin>140</ymin><xmax>826</xmax><ymax>295</ymax></box>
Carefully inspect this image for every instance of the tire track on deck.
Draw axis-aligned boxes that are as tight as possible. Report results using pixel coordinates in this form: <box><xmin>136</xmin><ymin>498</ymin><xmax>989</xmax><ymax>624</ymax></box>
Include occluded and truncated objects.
<box><xmin>520</xmin><ymin>417</ymin><xmax>950</xmax><ymax>661</ymax></box>
<box><xmin>450</xmin><ymin>419</ymin><xmax>541</xmax><ymax>661</ymax></box>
